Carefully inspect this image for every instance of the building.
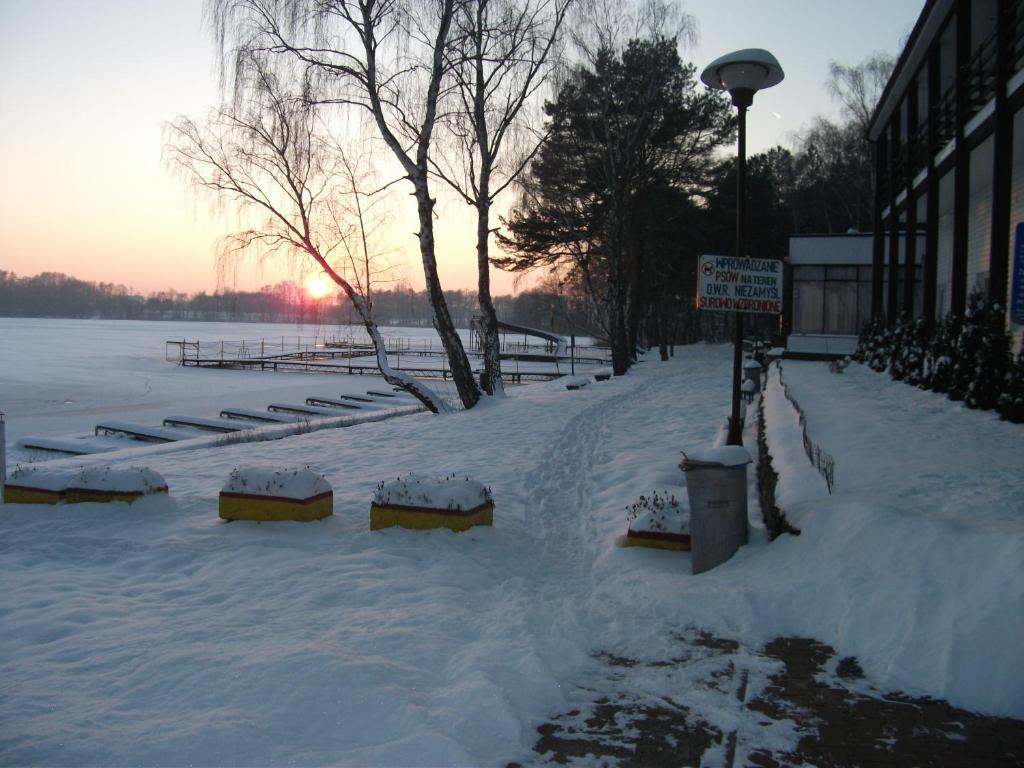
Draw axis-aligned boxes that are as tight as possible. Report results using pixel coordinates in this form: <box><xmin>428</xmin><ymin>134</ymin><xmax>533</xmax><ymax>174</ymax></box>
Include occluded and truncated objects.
<box><xmin>786</xmin><ymin>233</ymin><xmax>924</xmax><ymax>357</ymax></box>
<box><xmin>868</xmin><ymin>0</ymin><xmax>1024</xmax><ymax>350</ymax></box>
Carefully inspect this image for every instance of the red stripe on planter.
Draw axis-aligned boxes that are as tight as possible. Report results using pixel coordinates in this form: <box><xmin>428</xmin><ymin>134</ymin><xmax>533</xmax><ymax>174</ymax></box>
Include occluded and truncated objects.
<box><xmin>219</xmin><ymin>490</ymin><xmax>333</xmax><ymax>505</ymax></box>
<box><xmin>626</xmin><ymin>529</ymin><xmax>691</xmax><ymax>544</ymax></box>
<box><xmin>370</xmin><ymin>501</ymin><xmax>492</xmax><ymax>517</ymax></box>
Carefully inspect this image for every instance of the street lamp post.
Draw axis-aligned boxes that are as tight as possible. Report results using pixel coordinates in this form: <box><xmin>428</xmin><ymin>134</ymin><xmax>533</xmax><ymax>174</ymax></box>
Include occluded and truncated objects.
<box><xmin>701</xmin><ymin>49</ymin><xmax>784</xmax><ymax>446</ymax></box>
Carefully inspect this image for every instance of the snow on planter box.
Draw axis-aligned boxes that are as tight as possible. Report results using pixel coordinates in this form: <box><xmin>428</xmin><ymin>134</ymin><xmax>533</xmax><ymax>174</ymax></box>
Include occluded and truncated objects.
<box><xmin>370</xmin><ymin>474</ymin><xmax>493</xmax><ymax>532</ymax></box>
<box><xmin>3</xmin><ymin>465</ymin><xmax>168</xmax><ymax>505</ymax></box>
<box><xmin>219</xmin><ymin>468</ymin><xmax>333</xmax><ymax>522</ymax></box>
<box><xmin>622</xmin><ymin>490</ymin><xmax>691</xmax><ymax>552</ymax></box>
<box><xmin>2</xmin><ymin>466</ymin><xmax>75</xmax><ymax>504</ymax></box>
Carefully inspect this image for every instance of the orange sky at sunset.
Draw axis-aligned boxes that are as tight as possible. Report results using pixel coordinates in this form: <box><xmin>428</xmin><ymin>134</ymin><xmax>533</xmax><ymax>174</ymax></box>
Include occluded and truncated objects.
<box><xmin>0</xmin><ymin>0</ymin><xmax>919</xmax><ymax>299</ymax></box>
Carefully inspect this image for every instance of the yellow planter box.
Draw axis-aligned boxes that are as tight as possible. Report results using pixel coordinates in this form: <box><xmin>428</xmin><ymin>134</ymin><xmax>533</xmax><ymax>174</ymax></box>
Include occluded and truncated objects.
<box><xmin>623</xmin><ymin>528</ymin><xmax>691</xmax><ymax>552</ymax></box>
<box><xmin>219</xmin><ymin>491</ymin><xmax>333</xmax><ymax>522</ymax></box>
<box><xmin>370</xmin><ymin>501</ymin><xmax>493</xmax><ymax>532</ymax></box>
<box><xmin>2</xmin><ymin>485</ymin><xmax>65</xmax><ymax>505</ymax></box>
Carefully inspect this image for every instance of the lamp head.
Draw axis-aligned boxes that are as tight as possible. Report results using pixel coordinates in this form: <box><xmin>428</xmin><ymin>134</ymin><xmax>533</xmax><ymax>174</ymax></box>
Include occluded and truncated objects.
<box><xmin>701</xmin><ymin>48</ymin><xmax>784</xmax><ymax>107</ymax></box>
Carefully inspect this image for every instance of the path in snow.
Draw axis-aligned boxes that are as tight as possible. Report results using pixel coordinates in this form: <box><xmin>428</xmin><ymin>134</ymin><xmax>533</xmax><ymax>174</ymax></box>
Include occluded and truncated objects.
<box><xmin>0</xmin><ymin>347</ymin><xmax>735</xmax><ymax>766</ymax></box>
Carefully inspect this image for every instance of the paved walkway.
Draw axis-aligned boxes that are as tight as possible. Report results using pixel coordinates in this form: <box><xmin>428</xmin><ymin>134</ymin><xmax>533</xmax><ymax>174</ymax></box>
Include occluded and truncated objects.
<box><xmin>526</xmin><ymin>630</ymin><xmax>1024</xmax><ymax>767</ymax></box>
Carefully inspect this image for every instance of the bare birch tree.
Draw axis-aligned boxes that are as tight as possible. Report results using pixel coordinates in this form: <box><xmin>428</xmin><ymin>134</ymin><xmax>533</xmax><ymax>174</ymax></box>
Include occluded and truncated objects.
<box><xmin>165</xmin><ymin>56</ymin><xmax>451</xmax><ymax>412</ymax></box>
<box><xmin>430</xmin><ymin>0</ymin><xmax>572</xmax><ymax>396</ymax></box>
<box><xmin>210</xmin><ymin>0</ymin><xmax>482</xmax><ymax>410</ymax></box>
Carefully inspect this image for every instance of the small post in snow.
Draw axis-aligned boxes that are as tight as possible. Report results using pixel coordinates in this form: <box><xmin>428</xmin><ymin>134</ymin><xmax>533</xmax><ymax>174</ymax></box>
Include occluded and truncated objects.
<box><xmin>571</xmin><ymin>334</ymin><xmax>576</xmax><ymax>376</ymax></box>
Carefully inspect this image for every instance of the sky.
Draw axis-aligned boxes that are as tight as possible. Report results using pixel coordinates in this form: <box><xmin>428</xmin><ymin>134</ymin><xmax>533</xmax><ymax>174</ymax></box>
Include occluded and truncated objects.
<box><xmin>0</xmin><ymin>0</ymin><xmax>923</xmax><ymax>298</ymax></box>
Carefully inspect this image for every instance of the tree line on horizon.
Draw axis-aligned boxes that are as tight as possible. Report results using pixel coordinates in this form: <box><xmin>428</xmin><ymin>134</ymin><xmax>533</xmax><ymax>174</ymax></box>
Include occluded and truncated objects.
<box><xmin>0</xmin><ymin>269</ymin><xmax>600</xmax><ymax>334</ymax></box>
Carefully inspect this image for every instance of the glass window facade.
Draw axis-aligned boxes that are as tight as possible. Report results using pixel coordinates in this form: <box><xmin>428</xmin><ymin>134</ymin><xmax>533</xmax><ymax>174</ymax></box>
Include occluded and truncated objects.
<box><xmin>792</xmin><ymin>265</ymin><xmax>875</xmax><ymax>335</ymax></box>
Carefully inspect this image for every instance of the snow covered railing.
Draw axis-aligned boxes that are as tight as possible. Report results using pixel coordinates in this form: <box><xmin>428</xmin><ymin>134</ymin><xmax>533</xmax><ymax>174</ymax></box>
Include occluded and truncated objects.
<box><xmin>776</xmin><ymin>362</ymin><xmax>835</xmax><ymax>493</ymax></box>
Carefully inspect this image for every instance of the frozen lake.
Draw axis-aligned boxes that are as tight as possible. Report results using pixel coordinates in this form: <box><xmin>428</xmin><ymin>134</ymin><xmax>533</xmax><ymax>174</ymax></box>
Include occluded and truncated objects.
<box><xmin>0</xmin><ymin>318</ymin><xmax>461</xmax><ymax>460</ymax></box>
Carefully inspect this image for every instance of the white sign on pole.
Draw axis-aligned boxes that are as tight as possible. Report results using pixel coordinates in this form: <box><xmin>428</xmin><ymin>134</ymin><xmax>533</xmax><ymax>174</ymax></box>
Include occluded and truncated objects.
<box><xmin>697</xmin><ymin>254</ymin><xmax>783</xmax><ymax>314</ymax></box>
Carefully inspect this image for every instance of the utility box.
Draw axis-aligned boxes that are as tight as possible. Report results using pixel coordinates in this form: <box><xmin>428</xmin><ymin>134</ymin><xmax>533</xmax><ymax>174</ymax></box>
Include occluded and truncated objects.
<box><xmin>680</xmin><ymin>446</ymin><xmax>751</xmax><ymax>574</ymax></box>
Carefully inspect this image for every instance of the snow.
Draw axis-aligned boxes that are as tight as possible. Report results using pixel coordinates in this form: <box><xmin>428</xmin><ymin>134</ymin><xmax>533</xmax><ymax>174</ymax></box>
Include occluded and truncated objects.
<box><xmin>7</xmin><ymin>464</ymin><xmax>166</xmax><ymax>494</ymax></box>
<box><xmin>0</xmin><ymin>337</ymin><xmax>1022</xmax><ymax>765</ymax></box>
<box><xmin>373</xmin><ymin>474</ymin><xmax>491</xmax><ymax>510</ymax></box>
<box><xmin>222</xmin><ymin>467</ymin><xmax>331</xmax><ymax>500</ymax></box>
<box><xmin>0</xmin><ymin>317</ymin><xmax>457</xmax><ymax>456</ymax></box>
<box><xmin>761</xmin><ymin>363</ymin><xmax>829</xmax><ymax>525</ymax></box>
<box><xmin>681</xmin><ymin>445</ymin><xmax>752</xmax><ymax>468</ymax></box>
<box><xmin>5</xmin><ymin>465</ymin><xmax>74</xmax><ymax>492</ymax></box>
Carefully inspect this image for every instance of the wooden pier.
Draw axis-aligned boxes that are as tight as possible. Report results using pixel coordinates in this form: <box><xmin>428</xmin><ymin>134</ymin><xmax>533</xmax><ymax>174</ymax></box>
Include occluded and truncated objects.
<box><xmin>164</xmin><ymin>334</ymin><xmax>609</xmax><ymax>383</ymax></box>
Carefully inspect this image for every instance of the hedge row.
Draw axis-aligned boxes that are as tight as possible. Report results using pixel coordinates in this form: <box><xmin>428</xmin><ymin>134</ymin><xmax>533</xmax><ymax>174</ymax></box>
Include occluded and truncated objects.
<box><xmin>854</xmin><ymin>292</ymin><xmax>1024</xmax><ymax>422</ymax></box>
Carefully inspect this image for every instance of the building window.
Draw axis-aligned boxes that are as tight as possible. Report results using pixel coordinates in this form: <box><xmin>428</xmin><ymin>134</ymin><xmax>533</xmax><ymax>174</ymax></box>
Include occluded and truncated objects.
<box><xmin>792</xmin><ymin>265</ymin><xmax>874</xmax><ymax>335</ymax></box>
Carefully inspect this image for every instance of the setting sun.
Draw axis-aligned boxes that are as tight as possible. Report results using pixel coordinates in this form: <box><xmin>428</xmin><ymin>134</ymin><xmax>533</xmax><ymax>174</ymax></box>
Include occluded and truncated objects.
<box><xmin>304</xmin><ymin>273</ymin><xmax>334</xmax><ymax>300</ymax></box>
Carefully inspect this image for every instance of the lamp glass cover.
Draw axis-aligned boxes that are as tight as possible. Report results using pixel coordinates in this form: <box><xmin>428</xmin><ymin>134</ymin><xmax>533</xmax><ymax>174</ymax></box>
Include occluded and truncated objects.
<box><xmin>716</xmin><ymin>62</ymin><xmax>772</xmax><ymax>92</ymax></box>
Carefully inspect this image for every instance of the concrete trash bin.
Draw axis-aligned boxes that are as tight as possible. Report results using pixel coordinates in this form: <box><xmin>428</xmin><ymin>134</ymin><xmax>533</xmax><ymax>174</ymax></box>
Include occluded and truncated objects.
<box><xmin>680</xmin><ymin>446</ymin><xmax>752</xmax><ymax>575</ymax></box>
<box><xmin>743</xmin><ymin>359</ymin><xmax>762</xmax><ymax>393</ymax></box>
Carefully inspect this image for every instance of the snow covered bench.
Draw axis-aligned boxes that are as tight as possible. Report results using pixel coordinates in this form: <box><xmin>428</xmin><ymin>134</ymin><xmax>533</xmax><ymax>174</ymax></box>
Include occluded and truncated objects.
<box><xmin>622</xmin><ymin>490</ymin><xmax>691</xmax><ymax>552</ymax></box>
<box><xmin>370</xmin><ymin>474</ymin><xmax>493</xmax><ymax>532</ymax></box>
<box><xmin>219</xmin><ymin>468</ymin><xmax>333</xmax><ymax>522</ymax></box>
<box><xmin>3</xmin><ymin>465</ymin><xmax>168</xmax><ymax>505</ymax></box>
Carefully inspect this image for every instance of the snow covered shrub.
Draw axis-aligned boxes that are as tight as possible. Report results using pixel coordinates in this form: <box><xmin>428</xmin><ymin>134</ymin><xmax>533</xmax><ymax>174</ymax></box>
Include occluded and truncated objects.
<box><xmin>924</xmin><ymin>313</ymin><xmax>962</xmax><ymax>393</ymax></box>
<box><xmin>998</xmin><ymin>349</ymin><xmax>1024</xmax><ymax>423</ymax></box>
<box><xmin>963</xmin><ymin>302</ymin><xmax>1011</xmax><ymax>411</ymax></box>
<box><xmin>893</xmin><ymin>316</ymin><xmax>930</xmax><ymax>387</ymax></box>
<box><xmin>854</xmin><ymin>316</ymin><xmax>888</xmax><ymax>371</ymax></box>
<box><xmin>851</xmin><ymin>315</ymin><xmax>884</xmax><ymax>370</ymax></box>
<box><xmin>949</xmin><ymin>293</ymin><xmax>1010</xmax><ymax>407</ymax></box>
<box><xmin>887</xmin><ymin>313</ymin><xmax>911</xmax><ymax>381</ymax></box>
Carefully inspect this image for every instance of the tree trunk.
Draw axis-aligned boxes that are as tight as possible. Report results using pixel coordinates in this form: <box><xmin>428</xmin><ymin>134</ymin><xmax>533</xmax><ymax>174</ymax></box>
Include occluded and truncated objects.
<box><xmin>476</xmin><ymin>185</ymin><xmax>504</xmax><ymax>396</ymax></box>
<box><xmin>610</xmin><ymin>285</ymin><xmax>631</xmax><ymax>376</ymax></box>
<box><xmin>307</xmin><ymin>247</ymin><xmax>449</xmax><ymax>413</ymax></box>
<box><xmin>413</xmin><ymin>175</ymin><xmax>481</xmax><ymax>409</ymax></box>
<box><xmin>658</xmin><ymin>298</ymin><xmax>669</xmax><ymax>361</ymax></box>
<box><xmin>626</xmin><ymin>239</ymin><xmax>644</xmax><ymax>362</ymax></box>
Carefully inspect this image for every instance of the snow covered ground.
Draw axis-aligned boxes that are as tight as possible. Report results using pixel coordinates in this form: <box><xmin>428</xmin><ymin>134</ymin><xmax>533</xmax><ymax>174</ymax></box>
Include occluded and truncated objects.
<box><xmin>0</xmin><ymin>338</ymin><xmax>1021</xmax><ymax>765</ymax></box>
<box><xmin>0</xmin><ymin>318</ymin><xmax>447</xmax><ymax>447</ymax></box>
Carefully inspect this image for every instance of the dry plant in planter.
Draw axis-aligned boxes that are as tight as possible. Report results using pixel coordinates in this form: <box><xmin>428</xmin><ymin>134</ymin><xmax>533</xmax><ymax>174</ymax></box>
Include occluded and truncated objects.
<box><xmin>219</xmin><ymin>467</ymin><xmax>332</xmax><ymax>522</ymax></box>
<box><xmin>370</xmin><ymin>473</ymin><xmax>493</xmax><ymax>532</ymax></box>
<box><xmin>623</xmin><ymin>490</ymin><xmax>691</xmax><ymax>551</ymax></box>
<box><xmin>3</xmin><ymin>465</ymin><xmax>168</xmax><ymax>505</ymax></box>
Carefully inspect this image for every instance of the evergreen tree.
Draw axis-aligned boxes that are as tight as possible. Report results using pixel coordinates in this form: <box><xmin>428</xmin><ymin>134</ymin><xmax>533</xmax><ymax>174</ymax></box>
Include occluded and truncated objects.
<box><xmin>963</xmin><ymin>301</ymin><xmax>1012</xmax><ymax>410</ymax></box>
<box><xmin>998</xmin><ymin>349</ymin><xmax>1024</xmax><ymax>423</ymax></box>
<box><xmin>498</xmin><ymin>38</ymin><xmax>733</xmax><ymax>374</ymax></box>
<box><xmin>926</xmin><ymin>313</ymin><xmax>963</xmax><ymax>394</ymax></box>
<box><xmin>888</xmin><ymin>313</ymin><xmax>910</xmax><ymax>381</ymax></box>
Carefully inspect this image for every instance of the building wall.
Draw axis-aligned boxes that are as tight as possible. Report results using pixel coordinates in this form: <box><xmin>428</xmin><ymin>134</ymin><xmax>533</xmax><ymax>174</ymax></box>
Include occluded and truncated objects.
<box><xmin>870</xmin><ymin>0</ymin><xmax>1022</xmax><ymax>355</ymax></box>
<box><xmin>967</xmin><ymin>135</ymin><xmax>994</xmax><ymax>299</ymax></box>
<box><xmin>1009</xmin><ymin>108</ymin><xmax>1024</xmax><ymax>351</ymax></box>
